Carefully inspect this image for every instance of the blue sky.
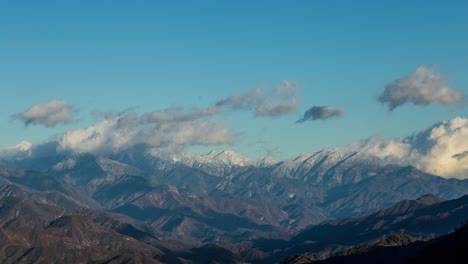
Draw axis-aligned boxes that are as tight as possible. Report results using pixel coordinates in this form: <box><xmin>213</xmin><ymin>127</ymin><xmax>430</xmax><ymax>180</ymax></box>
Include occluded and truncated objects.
<box><xmin>1</xmin><ymin>0</ymin><xmax>467</xmax><ymax>159</ymax></box>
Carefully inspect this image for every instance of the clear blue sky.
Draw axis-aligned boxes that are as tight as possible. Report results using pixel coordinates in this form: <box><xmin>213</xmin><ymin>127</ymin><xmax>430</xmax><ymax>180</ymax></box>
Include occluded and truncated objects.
<box><xmin>1</xmin><ymin>0</ymin><xmax>467</xmax><ymax>159</ymax></box>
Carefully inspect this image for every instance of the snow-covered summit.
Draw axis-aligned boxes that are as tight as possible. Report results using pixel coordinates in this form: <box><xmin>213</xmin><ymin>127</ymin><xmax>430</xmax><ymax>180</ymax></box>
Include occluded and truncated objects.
<box><xmin>0</xmin><ymin>141</ymin><xmax>33</xmax><ymax>158</ymax></box>
<box><xmin>14</xmin><ymin>141</ymin><xmax>33</xmax><ymax>151</ymax></box>
<box><xmin>255</xmin><ymin>156</ymin><xmax>279</xmax><ymax>167</ymax></box>
<box><xmin>165</xmin><ymin>149</ymin><xmax>253</xmax><ymax>167</ymax></box>
<box><xmin>149</xmin><ymin>147</ymin><xmax>285</xmax><ymax>169</ymax></box>
<box><xmin>274</xmin><ymin>148</ymin><xmax>385</xmax><ymax>184</ymax></box>
<box><xmin>147</xmin><ymin>149</ymin><xmax>281</xmax><ymax>177</ymax></box>
<box><xmin>205</xmin><ymin>150</ymin><xmax>253</xmax><ymax>166</ymax></box>
<box><xmin>283</xmin><ymin>148</ymin><xmax>380</xmax><ymax>168</ymax></box>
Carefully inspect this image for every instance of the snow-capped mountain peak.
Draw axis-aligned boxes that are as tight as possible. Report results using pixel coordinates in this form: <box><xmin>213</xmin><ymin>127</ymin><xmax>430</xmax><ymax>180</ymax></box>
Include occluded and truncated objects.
<box><xmin>14</xmin><ymin>141</ymin><xmax>33</xmax><ymax>151</ymax></box>
<box><xmin>0</xmin><ymin>141</ymin><xmax>33</xmax><ymax>158</ymax></box>
<box><xmin>254</xmin><ymin>156</ymin><xmax>279</xmax><ymax>167</ymax></box>
<box><xmin>52</xmin><ymin>157</ymin><xmax>77</xmax><ymax>171</ymax></box>
<box><xmin>286</xmin><ymin>148</ymin><xmax>376</xmax><ymax>168</ymax></box>
<box><xmin>205</xmin><ymin>150</ymin><xmax>252</xmax><ymax>166</ymax></box>
<box><xmin>148</xmin><ymin>149</ymin><xmax>253</xmax><ymax>167</ymax></box>
<box><xmin>170</xmin><ymin>150</ymin><xmax>252</xmax><ymax>167</ymax></box>
<box><xmin>146</xmin><ymin>149</ymin><xmax>254</xmax><ymax>177</ymax></box>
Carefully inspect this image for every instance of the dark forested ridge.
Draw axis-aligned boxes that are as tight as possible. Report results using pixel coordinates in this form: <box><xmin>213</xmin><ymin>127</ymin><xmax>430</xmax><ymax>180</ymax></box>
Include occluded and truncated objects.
<box><xmin>282</xmin><ymin>223</ymin><xmax>468</xmax><ymax>264</ymax></box>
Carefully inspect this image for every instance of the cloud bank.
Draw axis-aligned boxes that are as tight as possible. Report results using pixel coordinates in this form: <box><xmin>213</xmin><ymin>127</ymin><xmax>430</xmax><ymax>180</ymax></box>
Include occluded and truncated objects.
<box><xmin>378</xmin><ymin>66</ymin><xmax>464</xmax><ymax>110</ymax></box>
<box><xmin>352</xmin><ymin>116</ymin><xmax>468</xmax><ymax>179</ymax></box>
<box><xmin>13</xmin><ymin>100</ymin><xmax>74</xmax><ymax>127</ymax></box>
<box><xmin>57</xmin><ymin>108</ymin><xmax>232</xmax><ymax>155</ymax></box>
<box><xmin>216</xmin><ymin>81</ymin><xmax>299</xmax><ymax>117</ymax></box>
<box><xmin>296</xmin><ymin>106</ymin><xmax>344</xmax><ymax>123</ymax></box>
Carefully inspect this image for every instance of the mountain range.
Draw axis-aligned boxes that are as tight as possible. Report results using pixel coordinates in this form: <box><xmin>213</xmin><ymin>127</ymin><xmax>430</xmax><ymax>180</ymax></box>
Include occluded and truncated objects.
<box><xmin>0</xmin><ymin>143</ymin><xmax>467</xmax><ymax>263</ymax></box>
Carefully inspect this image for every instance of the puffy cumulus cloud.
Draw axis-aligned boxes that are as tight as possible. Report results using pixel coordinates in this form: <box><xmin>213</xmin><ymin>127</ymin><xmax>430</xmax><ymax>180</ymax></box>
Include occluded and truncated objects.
<box><xmin>352</xmin><ymin>117</ymin><xmax>468</xmax><ymax>179</ymax></box>
<box><xmin>296</xmin><ymin>106</ymin><xmax>344</xmax><ymax>123</ymax></box>
<box><xmin>13</xmin><ymin>100</ymin><xmax>74</xmax><ymax>127</ymax></box>
<box><xmin>379</xmin><ymin>66</ymin><xmax>464</xmax><ymax>110</ymax></box>
<box><xmin>57</xmin><ymin>109</ymin><xmax>232</xmax><ymax>155</ymax></box>
<box><xmin>216</xmin><ymin>81</ymin><xmax>299</xmax><ymax>117</ymax></box>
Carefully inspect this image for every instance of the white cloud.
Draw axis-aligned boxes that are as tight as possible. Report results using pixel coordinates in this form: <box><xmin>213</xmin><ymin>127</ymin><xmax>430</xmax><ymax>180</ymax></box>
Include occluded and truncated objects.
<box><xmin>57</xmin><ymin>110</ymin><xmax>233</xmax><ymax>155</ymax></box>
<box><xmin>13</xmin><ymin>100</ymin><xmax>74</xmax><ymax>127</ymax></box>
<box><xmin>379</xmin><ymin>66</ymin><xmax>464</xmax><ymax>110</ymax></box>
<box><xmin>352</xmin><ymin>117</ymin><xmax>468</xmax><ymax>179</ymax></box>
<box><xmin>216</xmin><ymin>81</ymin><xmax>299</xmax><ymax>117</ymax></box>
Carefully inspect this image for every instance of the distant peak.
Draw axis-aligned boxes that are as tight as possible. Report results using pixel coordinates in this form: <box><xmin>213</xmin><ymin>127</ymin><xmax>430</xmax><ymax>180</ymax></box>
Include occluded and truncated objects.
<box><xmin>221</xmin><ymin>149</ymin><xmax>238</xmax><ymax>155</ymax></box>
<box><xmin>0</xmin><ymin>141</ymin><xmax>33</xmax><ymax>157</ymax></box>
<box><xmin>255</xmin><ymin>156</ymin><xmax>279</xmax><ymax>167</ymax></box>
<box><xmin>206</xmin><ymin>149</ymin><xmax>240</xmax><ymax>157</ymax></box>
<box><xmin>212</xmin><ymin>149</ymin><xmax>243</xmax><ymax>158</ymax></box>
<box><xmin>15</xmin><ymin>141</ymin><xmax>33</xmax><ymax>151</ymax></box>
<box><xmin>206</xmin><ymin>150</ymin><xmax>219</xmax><ymax>156</ymax></box>
<box><xmin>156</xmin><ymin>149</ymin><xmax>252</xmax><ymax>167</ymax></box>
<box><xmin>290</xmin><ymin>148</ymin><xmax>368</xmax><ymax>165</ymax></box>
<box><xmin>208</xmin><ymin>150</ymin><xmax>252</xmax><ymax>165</ymax></box>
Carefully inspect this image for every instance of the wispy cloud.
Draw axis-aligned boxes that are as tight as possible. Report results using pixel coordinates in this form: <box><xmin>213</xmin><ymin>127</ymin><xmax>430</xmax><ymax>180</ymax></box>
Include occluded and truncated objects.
<box><xmin>378</xmin><ymin>65</ymin><xmax>464</xmax><ymax>110</ymax></box>
<box><xmin>216</xmin><ymin>87</ymin><xmax>263</xmax><ymax>110</ymax></box>
<box><xmin>255</xmin><ymin>96</ymin><xmax>298</xmax><ymax>117</ymax></box>
<box><xmin>216</xmin><ymin>81</ymin><xmax>299</xmax><ymax>117</ymax></box>
<box><xmin>143</xmin><ymin>105</ymin><xmax>222</xmax><ymax>123</ymax></box>
<box><xmin>296</xmin><ymin>106</ymin><xmax>344</xmax><ymax>123</ymax></box>
<box><xmin>13</xmin><ymin>100</ymin><xmax>74</xmax><ymax>127</ymax></box>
